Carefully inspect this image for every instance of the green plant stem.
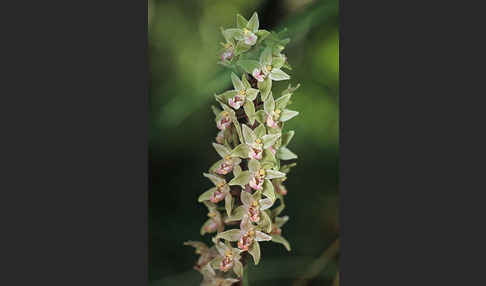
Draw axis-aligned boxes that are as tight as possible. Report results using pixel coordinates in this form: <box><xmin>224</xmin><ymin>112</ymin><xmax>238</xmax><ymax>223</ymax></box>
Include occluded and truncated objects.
<box><xmin>242</xmin><ymin>266</ymin><xmax>250</xmax><ymax>286</ymax></box>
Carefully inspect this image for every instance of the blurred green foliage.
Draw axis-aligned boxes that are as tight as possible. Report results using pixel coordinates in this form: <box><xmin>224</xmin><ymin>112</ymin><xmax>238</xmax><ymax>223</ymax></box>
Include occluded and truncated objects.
<box><xmin>149</xmin><ymin>0</ymin><xmax>339</xmax><ymax>285</ymax></box>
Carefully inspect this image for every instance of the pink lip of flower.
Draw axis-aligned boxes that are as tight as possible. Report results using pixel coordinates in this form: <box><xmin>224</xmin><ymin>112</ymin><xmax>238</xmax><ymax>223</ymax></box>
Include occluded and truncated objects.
<box><xmin>210</xmin><ymin>189</ymin><xmax>226</xmax><ymax>203</ymax></box>
<box><xmin>221</xmin><ymin>49</ymin><xmax>233</xmax><ymax>61</ymax></box>
<box><xmin>252</xmin><ymin>68</ymin><xmax>265</xmax><ymax>82</ymax></box>
<box><xmin>219</xmin><ymin>256</ymin><xmax>234</xmax><ymax>272</ymax></box>
<box><xmin>248</xmin><ymin>147</ymin><xmax>263</xmax><ymax>160</ymax></box>
<box><xmin>266</xmin><ymin>114</ymin><xmax>279</xmax><ymax>128</ymax></box>
<box><xmin>228</xmin><ymin>95</ymin><xmax>244</xmax><ymax>109</ymax></box>
<box><xmin>244</xmin><ymin>32</ymin><xmax>257</xmax><ymax>46</ymax></box>
<box><xmin>249</xmin><ymin>176</ymin><xmax>263</xmax><ymax>190</ymax></box>
<box><xmin>217</xmin><ymin>116</ymin><xmax>231</xmax><ymax>130</ymax></box>
<box><xmin>216</xmin><ymin>161</ymin><xmax>233</xmax><ymax>175</ymax></box>
<box><xmin>205</xmin><ymin>220</ymin><xmax>218</xmax><ymax>233</ymax></box>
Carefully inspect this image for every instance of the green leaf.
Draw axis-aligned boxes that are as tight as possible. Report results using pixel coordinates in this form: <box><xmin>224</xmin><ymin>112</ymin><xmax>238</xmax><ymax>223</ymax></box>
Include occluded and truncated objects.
<box><xmin>243</xmin><ymin>101</ymin><xmax>255</xmax><ymax>125</ymax></box>
<box><xmin>247</xmin><ymin>12</ymin><xmax>259</xmax><ymax>32</ymax></box>
<box><xmin>258</xmin><ymin>77</ymin><xmax>272</xmax><ymax>101</ymax></box>
<box><xmin>269</xmin><ymin>69</ymin><xmax>290</xmax><ymax>81</ymax></box>
<box><xmin>262</xmin><ymin>179</ymin><xmax>275</xmax><ymax>202</ymax></box>
<box><xmin>198</xmin><ymin>187</ymin><xmax>216</xmax><ymax>202</ymax></box>
<box><xmin>264</xmin><ymin>92</ymin><xmax>275</xmax><ymax>114</ymax></box>
<box><xmin>277</xmin><ymin>147</ymin><xmax>298</xmax><ymax>160</ymax></box>
<box><xmin>231</xmin><ymin>72</ymin><xmax>244</xmax><ymax>91</ymax></box>
<box><xmin>213</xmin><ymin>143</ymin><xmax>231</xmax><ymax>158</ymax></box>
<box><xmin>254</xmin><ymin>110</ymin><xmax>267</xmax><ymax>124</ymax></box>
<box><xmin>260</xmin><ymin>47</ymin><xmax>273</xmax><ymax>66</ymax></box>
<box><xmin>229</xmin><ymin>170</ymin><xmax>251</xmax><ymax>186</ymax></box>
<box><xmin>248</xmin><ymin>241</ymin><xmax>261</xmax><ymax>265</ymax></box>
<box><xmin>231</xmin><ymin>144</ymin><xmax>250</xmax><ymax>158</ymax></box>
<box><xmin>262</xmin><ymin>133</ymin><xmax>280</xmax><ymax>149</ymax></box>
<box><xmin>236</xmin><ymin>14</ymin><xmax>248</xmax><ymax>29</ymax></box>
<box><xmin>242</xmin><ymin>124</ymin><xmax>257</xmax><ymax>144</ymax></box>
<box><xmin>281</xmin><ymin>130</ymin><xmax>295</xmax><ymax>147</ymax></box>
<box><xmin>237</xmin><ymin>59</ymin><xmax>260</xmax><ymax>74</ymax></box>
<box><xmin>271</xmin><ymin>235</ymin><xmax>291</xmax><ymax>251</ymax></box>
<box><xmin>275</xmin><ymin>94</ymin><xmax>291</xmax><ymax>110</ymax></box>
<box><xmin>280</xmin><ymin>109</ymin><xmax>299</xmax><ymax>122</ymax></box>
<box><xmin>217</xmin><ymin>229</ymin><xmax>241</xmax><ymax>241</ymax></box>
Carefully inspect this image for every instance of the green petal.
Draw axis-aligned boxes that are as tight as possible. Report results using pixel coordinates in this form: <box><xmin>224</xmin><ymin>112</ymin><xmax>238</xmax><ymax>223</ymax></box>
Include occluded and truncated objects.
<box><xmin>260</xmin><ymin>47</ymin><xmax>272</xmax><ymax>66</ymax></box>
<box><xmin>280</xmin><ymin>130</ymin><xmax>295</xmax><ymax>147</ymax></box>
<box><xmin>217</xmin><ymin>229</ymin><xmax>241</xmax><ymax>241</ymax></box>
<box><xmin>253</xmin><ymin>123</ymin><xmax>266</xmax><ymax>138</ymax></box>
<box><xmin>264</xmin><ymin>92</ymin><xmax>275</xmax><ymax>114</ymax></box>
<box><xmin>242</xmin><ymin>75</ymin><xmax>251</xmax><ymax>90</ymax></box>
<box><xmin>226</xmin><ymin>206</ymin><xmax>245</xmax><ymax>222</ymax></box>
<box><xmin>262</xmin><ymin>179</ymin><xmax>275</xmax><ymax>202</ymax></box>
<box><xmin>233</xmin><ymin>260</ymin><xmax>244</xmax><ymax>277</ymax></box>
<box><xmin>247</xmin><ymin>12</ymin><xmax>259</xmax><ymax>32</ymax></box>
<box><xmin>230</xmin><ymin>144</ymin><xmax>250</xmax><ymax>158</ymax></box>
<box><xmin>254</xmin><ymin>110</ymin><xmax>267</xmax><ymax>124</ymax></box>
<box><xmin>223</xmin><ymin>28</ymin><xmax>244</xmax><ymax>41</ymax></box>
<box><xmin>237</xmin><ymin>59</ymin><xmax>260</xmax><ymax>74</ymax></box>
<box><xmin>271</xmin><ymin>234</ymin><xmax>291</xmax><ymax>251</ymax></box>
<box><xmin>233</xmin><ymin>164</ymin><xmax>242</xmax><ymax>177</ymax></box>
<box><xmin>261</xmin><ymin>148</ymin><xmax>277</xmax><ymax>165</ymax></box>
<box><xmin>281</xmin><ymin>83</ymin><xmax>300</xmax><ymax>96</ymax></box>
<box><xmin>248</xmin><ymin>241</ymin><xmax>261</xmax><ymax>265</ymax></box>
<box><xmin>236</xmin><ymin>14</ymin><xmax>248</xmax><ymax>29</ymax></box>
<box><xmin>276</xmin><ymin>147</ymin><xmax>298</xmax><ymax>160</ymax></box>
<box><xmin>213</xmin><ymin>143</ymin><xmax>231</xmax><ymax>158</ymax></box>
<box><xmin>256</xmin><ymin>29</ymin><xmax>270</xmax><ymax>43</ymax></box>
<box><xmin>258</xmin><ymin>77</ymin><xmax>272</xmax><ymax>101</ymax></box>
<box><xmin>198</xmin><ymin>187</ymin><xmax>216</xmax><ymax>202</ymax></box>
<box><xmin>225</xmin><ymin>194</ymin><xmax>233</xmax><ymax>216</ymax></box>
<box><xmin>231</xmin><ymin>72</ymin><xmax>244</xmax><ymax>91</ymax></box>
<box><xmin>269</xmin><ymin>68</ymin><xmax>290</xmax><ymax>81</ymax></box>
<box><xmin>228</xmin><ymin>170</ymin><xmax>251</xmax><ymax>186</ymax></box>
<box><xmin>246</xmin><ymin>88</ymin><xmax>259</xmax><ymax>101</ymax></box>
<box><xmin>280</xmin><ymin>109</ymin><xmax>299</xmax><ymax>122</ymax></box>
<box><xmin>242</xmin><ymin>124</ymin><xmax>257</xmax><ymax>144</ymax></box>
<box><xmin>203</xmin><ymin>173</ymin><xmax>226</xmax><ymax>186</ymax></box>
<box><xmin>260</xmin><ymin>210</ymin><xmax>273</xmax><ymax>233</ymax></box>
<box><xmin>262</xmin><ymin>133</ymin><xmax>280</xmax><ymax>149</ymax></box>
<box><xmin>275</xmin><ymin>94</ymin><xmax>291</xmax><ymax>110</ymax></box>
<box><xmin>248</xmin><ymin>159</ymin><xmax>261</xmax><ymax>173</ymax></box>
<box><xmin>243</xmin><ymin>101</ymin><xmax>255</xmax><ymax>125</ymax></box>
<box><xmin>265</xmin><ymin>169</ymin><xmax>286</xmax><ymax>179</ymax></box>
<box><xmin>271</xmin><ymin>55</ymin><xmax>286</xmax><ymax>69</ymax></box>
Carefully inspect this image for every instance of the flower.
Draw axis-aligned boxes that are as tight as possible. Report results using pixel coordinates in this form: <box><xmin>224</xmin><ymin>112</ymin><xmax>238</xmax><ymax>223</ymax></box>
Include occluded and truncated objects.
<box><xmin>198</xmin><ymin>264</ymin><xmax>240</xmax><ymax>286</ymax></box>
<box><xmin>221</xmin><ymin>45</ymin><xmax>234</xmax><ymax>61</ymax></box>
<box><xmin>247</xmin><ymin>158</ymin><xmax>286</xmax><ymax>192</ymax></box>
<box><xmin>252</xmin><ymin>68</ymin><xmax>265</xmax><ymax>82</ymax></box>
<box><xmin>212</xmin><ymin>241</ymin><xmax>243</xmax><ymax>276</ymax></box>
<box><xmin>216</xmin><ymin>111</ymin><xmax>231</xmax><ymax>130</ymax></box>
<box><xmin>240</xmin><ymin>190</ymin><xmax>273</xmax><ymax>223</ymax></box>
<box><xmin>217</xmin><ymin>217</ymin><xmax>272</xmax><ymax>255</ymax></box>
<box><xmin>243</xmin><ymin>28</ymin><xmax>257</xmax><ymax>45</ymax></box>
<box><xmin>184</xmin><ymin>241</ymin><xmax>219</xmax><ymax>270</ymax></box>
<box><xmin>225</xmin><ymin>73</ymin><xmax>259</xmax><ymax>110</ymax></box>
<box><xmin>210</xmin><ymin>143</ymin><xmax>241</xmax><ymax>175</ymax></box>
<box><xmin>200</xmin><ymin>202</ymin><xmax>224</xmax><ymax>235</ymax></box>
<box><xmin>199</xmin><ymin>173</ymin><xmax>234</xmax><ymax>216</ymax></box>
<box><xmin>263</xmin><ymin>92</ymin><xmax>299</xmax><ymax>129</ymax></box>
<box><xmin>215</xmin><ymin>130</ymin><xmax>225</xmax><ymax>144</ymax></box>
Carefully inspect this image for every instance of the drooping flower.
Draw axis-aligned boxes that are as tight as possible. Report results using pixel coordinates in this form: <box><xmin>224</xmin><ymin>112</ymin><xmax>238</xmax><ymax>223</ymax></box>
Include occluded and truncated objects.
<box><xmin>263</xmin><ymin>92</ymin><xmax>299</xmax><ymax>129</ymax></box>
<box><xmin>247</xmin><ymin>158</ymin><xmax>285</xmax><ymax>192</ymax></box>
<box><xmin>199</xmin><ymin>263</ymin><xmax>240</xmax><ymax>286</ymax></box>
<box><xmin>216</xmin><ymin>217</ymin><xmax>272</xmax><ymax>265</ymax></box>
<box><xmin>216</xmin><ymin>111</ymin><xmax>232</xmax><ymax>130</ymax></box>
<box><xmin>240</xmin><ymin>190</ymin><xmax>273</xmax><ymax>223</ymax></box>
<box><xmin>215</xmin><ymin>130</ymin><xmax>225</xmax><ymax>144</ymax></box>
<box><xmin>198</xmin><ymin>173</ymin><xmax>233</xmax><ymax>216</ymax></box>
<box><xmin>223</xmin><ymin>73</ymin><xmax>259</xmax><ymax>110</ymax></box>
<box><xmin>209</xmin><ymin>143</ymin><xmax>241</xmax><ymax>175</ymax></box>
<box><xmin>251</xmin><ymin>47</ymin><xmax>290</xmax><ymax>83</ymax></box>
<box><xmin>199</xmin><ymin>201</ymin><xmax>225</xmax><ymax>235</ymax></box>
<box><xmin>184</xmin><ymin>241</ymin><xmax>219</xmax><ymax>270</ymax></box>
<box><xmin>229</xmin><ymin>124</ymin><xmax>280</xmax><ymax>161</ymax></box>
<box><xmin>209</xmin><ymin>241</ymin><xmax>244</xmax><ymax>277</ymax></box>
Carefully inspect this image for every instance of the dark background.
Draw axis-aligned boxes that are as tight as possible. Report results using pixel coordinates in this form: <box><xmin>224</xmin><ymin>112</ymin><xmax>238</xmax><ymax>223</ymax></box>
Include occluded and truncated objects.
<box><xmin>149</xmin><ymin>0</ymin><xmax>339</xmax><ymax>284</ymax></box>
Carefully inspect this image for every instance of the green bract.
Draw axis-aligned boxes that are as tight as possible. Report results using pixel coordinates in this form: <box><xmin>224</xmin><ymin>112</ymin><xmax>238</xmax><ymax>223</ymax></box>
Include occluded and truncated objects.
<box><xmin>186</xmin><ymin>12</ymin><xmax>299</xmax><ymax>285</ymax></box>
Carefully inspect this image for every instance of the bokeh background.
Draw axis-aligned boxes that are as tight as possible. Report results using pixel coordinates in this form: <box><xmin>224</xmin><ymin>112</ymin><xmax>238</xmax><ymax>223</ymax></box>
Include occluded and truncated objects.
<box><xmin>149</xmin><ymin>0</ymin><xmax>339</xmax><ymax>285</ymax></box>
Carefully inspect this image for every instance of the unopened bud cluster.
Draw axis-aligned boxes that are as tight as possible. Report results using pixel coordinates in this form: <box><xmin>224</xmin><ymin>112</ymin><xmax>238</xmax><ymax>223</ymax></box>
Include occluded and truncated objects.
<box><xmin>185</xmin><ymin>12</ymin><xmax>299</xmax><ymax>286</ymax></box>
